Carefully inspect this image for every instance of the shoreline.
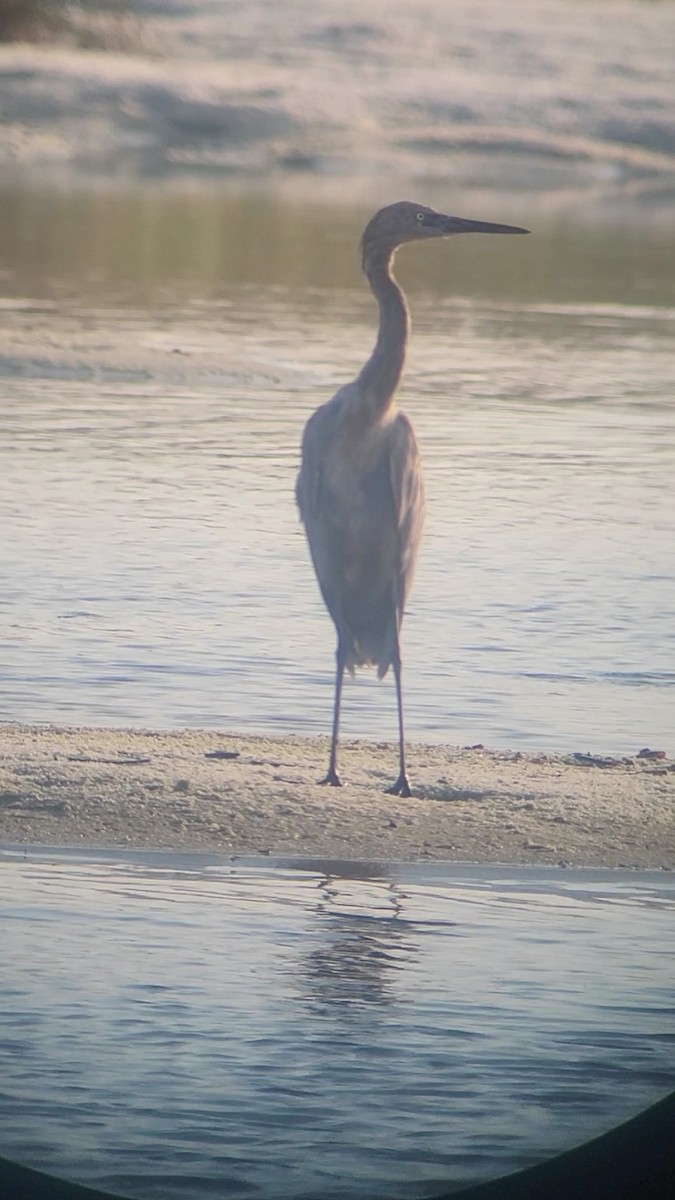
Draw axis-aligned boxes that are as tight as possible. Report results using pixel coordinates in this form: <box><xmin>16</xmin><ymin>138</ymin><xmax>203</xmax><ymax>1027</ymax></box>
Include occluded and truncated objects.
<box><xmin>1</xmin><ymin>724</ymin><xmax>672</xmax><ymax>869</ymax></box>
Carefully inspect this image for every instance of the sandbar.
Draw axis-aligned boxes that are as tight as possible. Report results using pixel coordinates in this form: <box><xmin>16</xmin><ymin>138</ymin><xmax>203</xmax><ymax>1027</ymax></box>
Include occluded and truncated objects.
<box><xmin>0</xmin><ymin>723</ymin><xmax>672</xmax><ymax>869</ymax></box>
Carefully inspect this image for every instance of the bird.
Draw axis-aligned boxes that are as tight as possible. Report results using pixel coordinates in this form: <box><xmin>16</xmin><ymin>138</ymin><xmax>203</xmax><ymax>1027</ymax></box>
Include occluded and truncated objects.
<box><xmin>296</xmin><ymin>201</ymin><xmax>528</xmax><ymax>796</ymax></box>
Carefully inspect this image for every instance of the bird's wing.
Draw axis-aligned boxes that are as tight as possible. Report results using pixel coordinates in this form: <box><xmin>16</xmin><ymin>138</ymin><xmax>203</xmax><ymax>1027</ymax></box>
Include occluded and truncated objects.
<box><xmin>295</xmin><ymin>391</ymin><xmax>349</xmax><ymax>523</ymax></box>
<box><xmin>387</xmin><ymin>412</ymin><xmax>425</xmax><ymax>615</ymax></box>
<box><xmin>295</xmin><ymin>409</ymin><xmax>322</xmax><ymax>523</ymax></box>
<box><xmin>296</xmin><ymin>400</ymin><xmax>355</xmax><ymax>638</ymax></box>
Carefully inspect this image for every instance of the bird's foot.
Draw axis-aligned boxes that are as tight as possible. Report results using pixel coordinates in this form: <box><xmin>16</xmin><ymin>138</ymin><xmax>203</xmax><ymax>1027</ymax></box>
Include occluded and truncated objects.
<box><xmin>319</xmin><ymin>768</ymin><xmax>343</xmax><ymax>788</ymax></box>
<box><xmin>385</xmin><ymin>773</ymin><xmax>412</xmax><ymax>798</ymax></box>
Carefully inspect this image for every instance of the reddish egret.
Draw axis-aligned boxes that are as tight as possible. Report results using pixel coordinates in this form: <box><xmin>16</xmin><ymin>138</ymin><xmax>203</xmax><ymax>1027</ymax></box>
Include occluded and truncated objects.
<box><xmin>296</xmin><ymin>201</ymin><xmax>528</xmax><ymax>795</ymax></box>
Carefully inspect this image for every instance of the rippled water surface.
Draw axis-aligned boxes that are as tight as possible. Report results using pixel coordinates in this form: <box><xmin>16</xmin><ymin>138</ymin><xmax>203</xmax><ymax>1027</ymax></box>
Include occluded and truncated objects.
<box><xmin>1</xmin><ymin>849</ymin><xmax>673</xmax><ymax>1199</ymax></box>
<box><xmin>1</xmin><ymin>185</ymin><xmax>674</xmax><ymax>752</ymax></box>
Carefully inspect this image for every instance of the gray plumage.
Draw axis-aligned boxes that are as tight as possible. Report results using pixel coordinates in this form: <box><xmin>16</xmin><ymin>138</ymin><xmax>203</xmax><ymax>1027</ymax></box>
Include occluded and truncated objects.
<box><xmin>296</xmin><ymin>201</ymin><xmax>528</xmax><ymax>795</ymax></box>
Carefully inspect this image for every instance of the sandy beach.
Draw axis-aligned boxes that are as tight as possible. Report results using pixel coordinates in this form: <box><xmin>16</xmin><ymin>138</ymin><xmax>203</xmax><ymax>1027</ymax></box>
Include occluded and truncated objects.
<box><xmin>0</xmin><ymin>723</ymin><xmax>672</xmax><ymax>868</ymax></box>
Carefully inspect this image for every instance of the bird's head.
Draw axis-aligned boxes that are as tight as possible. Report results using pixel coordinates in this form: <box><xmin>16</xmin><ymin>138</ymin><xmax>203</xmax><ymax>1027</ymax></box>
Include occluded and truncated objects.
<box><xmin>360</xmin><ymin>200</ymin><xmax>528</xmax><ymax>266</ymax></box>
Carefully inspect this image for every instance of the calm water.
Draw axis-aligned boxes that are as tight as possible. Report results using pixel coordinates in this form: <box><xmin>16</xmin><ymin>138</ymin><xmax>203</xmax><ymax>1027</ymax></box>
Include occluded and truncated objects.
<box><xmin>1</xmin><ymin>849</ymin><xmax>673</xmax><ymax>1199</ymax></box>
<box><xmin>1</xmin><ymin>183</ymin><xmax>674</xmax><ymax>752</ymax></box>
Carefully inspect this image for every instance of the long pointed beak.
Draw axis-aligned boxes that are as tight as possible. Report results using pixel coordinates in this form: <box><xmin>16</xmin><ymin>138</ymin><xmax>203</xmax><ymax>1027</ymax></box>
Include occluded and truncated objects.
<box><xmin>438</xmin><ymin>214</ymin><xmax>529</xmax><ymax>236</ymax></box>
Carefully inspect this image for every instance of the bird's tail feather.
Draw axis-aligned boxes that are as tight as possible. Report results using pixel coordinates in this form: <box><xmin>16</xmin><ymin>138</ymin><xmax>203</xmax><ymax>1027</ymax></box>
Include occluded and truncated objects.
<box><xmin>343</xmin><ymin>635</ymin><xmax>394</xmax><ymax>680</ymax></box>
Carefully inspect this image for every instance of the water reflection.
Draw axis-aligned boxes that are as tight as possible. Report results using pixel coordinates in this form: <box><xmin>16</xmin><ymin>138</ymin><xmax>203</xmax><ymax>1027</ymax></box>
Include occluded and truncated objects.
<box><xmin>1</xmin><ymin>851</ymin><xmax>673</xmax><ymax>1200</ymax></box>
<box><xmin>1</xmin><ymin>178</ymin><xmax>674</xmax><ymax>307</ymax></box>
<box><xmin>299</xmin><ymin>877</ymin><xmax>420</xmax><ymax>1014</ymax></box>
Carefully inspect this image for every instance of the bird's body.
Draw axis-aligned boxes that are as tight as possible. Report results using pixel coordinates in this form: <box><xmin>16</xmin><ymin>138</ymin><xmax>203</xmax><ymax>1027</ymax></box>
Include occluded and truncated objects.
<box><xmin>297</xmin><ymin>383</ymin><xmax>423</xmax><ymax>680</ymax></box>
<box><xmin>296</xmin><ymin>201</ymin><xmax>528</xmax><ymax>795</ymax></box>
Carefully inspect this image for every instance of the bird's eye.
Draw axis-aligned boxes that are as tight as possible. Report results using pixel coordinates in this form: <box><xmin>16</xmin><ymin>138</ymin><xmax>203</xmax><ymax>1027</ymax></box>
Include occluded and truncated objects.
<box><xmin>416</xmin><ymin>212</ymin><xmax>425</xmax><ymax>222</ymax></box>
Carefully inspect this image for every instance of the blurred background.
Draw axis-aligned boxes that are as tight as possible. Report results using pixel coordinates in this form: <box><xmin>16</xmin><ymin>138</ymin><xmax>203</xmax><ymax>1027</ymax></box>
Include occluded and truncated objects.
<box><xmin>1</xmin><ymin>0</ymin><xmax>674</xmax><ymax>752</ymax></box>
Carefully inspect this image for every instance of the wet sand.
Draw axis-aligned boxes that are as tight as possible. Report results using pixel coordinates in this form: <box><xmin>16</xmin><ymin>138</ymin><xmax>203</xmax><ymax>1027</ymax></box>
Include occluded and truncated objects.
<box><xmin>0</xmin><ymin>723</ymin><xmax>672</xmax><ymax>868</ymax></box>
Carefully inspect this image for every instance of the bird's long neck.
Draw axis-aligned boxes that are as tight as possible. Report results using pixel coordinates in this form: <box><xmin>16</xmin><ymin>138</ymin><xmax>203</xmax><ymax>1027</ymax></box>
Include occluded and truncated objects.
<box><xmin>357</xmin><ymin>248</ymin><xmax>409</xmax><ymax>420</ymax></box>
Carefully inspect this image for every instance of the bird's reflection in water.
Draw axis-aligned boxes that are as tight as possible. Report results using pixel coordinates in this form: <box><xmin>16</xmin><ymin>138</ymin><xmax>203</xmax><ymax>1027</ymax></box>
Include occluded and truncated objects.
<box><xmin>296</xmin><ymin>873</ymin><xmax>419</xmax><ymax>1016</ymax></box>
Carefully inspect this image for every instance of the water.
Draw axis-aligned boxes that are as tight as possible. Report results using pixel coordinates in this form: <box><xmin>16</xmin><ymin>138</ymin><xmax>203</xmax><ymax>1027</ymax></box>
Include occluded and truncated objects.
<box><xmin>0</xmin><ymin>848</ymin><xmax>673</xmax><ymax>1199</ymax></box>
<box><xmin>1</xmin><ymin>184</ymin><xmax>674</xmax><ymax>753</ymax></box>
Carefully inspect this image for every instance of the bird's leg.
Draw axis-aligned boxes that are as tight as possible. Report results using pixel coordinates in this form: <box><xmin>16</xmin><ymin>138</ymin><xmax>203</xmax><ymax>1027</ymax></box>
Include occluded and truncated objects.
<box><xmin>385</xmin><ymin>644</ymin><xmax>412</xmax><ymax>797</ymax></box>
<box><xmin>320</xmin><ymin>644</ymin><xmax>345</xmax><ymax>787</ymax></box>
